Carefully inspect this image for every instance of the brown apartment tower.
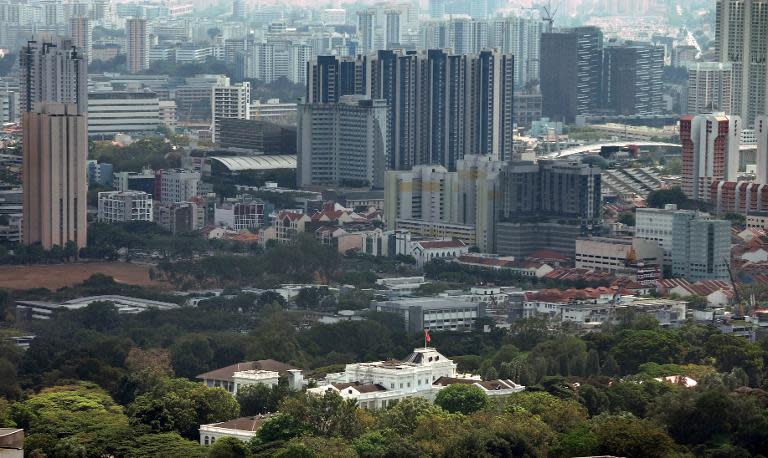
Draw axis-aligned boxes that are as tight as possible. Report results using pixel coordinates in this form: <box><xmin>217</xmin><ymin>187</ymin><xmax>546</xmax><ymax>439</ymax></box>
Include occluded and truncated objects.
<box><xmin>22</xmin><ymin>103</ymin><xmax>88</xmax><ymax>249</ymax></box>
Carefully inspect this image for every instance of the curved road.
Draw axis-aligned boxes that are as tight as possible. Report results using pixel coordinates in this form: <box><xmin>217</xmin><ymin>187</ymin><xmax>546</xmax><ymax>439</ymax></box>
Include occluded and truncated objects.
<box><xmin>539</xmin><ymin>141</ymin><xmax>681</xmax><ymax>160</ymax></box>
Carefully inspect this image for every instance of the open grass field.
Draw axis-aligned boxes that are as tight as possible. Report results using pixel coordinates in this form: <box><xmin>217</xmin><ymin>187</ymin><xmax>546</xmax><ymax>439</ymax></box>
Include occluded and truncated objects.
<box><xmin>0</xmin><ymin>262</ymin><xmax>166</xmax><ymax>291</ymax></box>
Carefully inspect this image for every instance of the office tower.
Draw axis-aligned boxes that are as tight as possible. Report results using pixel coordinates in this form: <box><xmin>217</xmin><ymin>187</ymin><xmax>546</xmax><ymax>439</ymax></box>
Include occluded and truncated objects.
<box><xmin>368</xmin><ymin>49</ymin><xmax>514</xmax><ymax>171</ymax></box>
<box><xmin>602</xmin><ymin>43</ymin><xmax>664</xmax><ymax>115</ymax></box>
<box><xmin>488</xmin><ymin>14</ymin><xmax>544</xmax><ymax>88</ymax></box>
<box><xmin>232</xmin><ymin>0</ymin><xmax>247</xmax><ymax>19</ymax></box>
<box><xmin>757</xmin><ymin>115</ymin><xmax>768</xmax><ymax>183</ymax></box>
<box><xmin>298</xmin><ymin>95</ymin><xmax>389</xmax><ymax>188</ymax></box>
<box><xmin>383</xmin><ymin>155</ymin><xmax>503</xmax><ymax>251</ymax></box>
<box><xmin>687</xmin><ymin>62</ymin><xmax>733</xmax><ymax>115</ymax></box>
<box><xmin>87</xmin><ymin>89</ymin><xmax>160</xmax><ymax>137</ymax></box>
<box><xmin>715</xmin><ymin>0</ymin><xmax>768</xmax><ymax>125</ymax></box>
<box><xmin>680</xmin><ymin>113</ymin><xmax>741</xmax><ymax>201</ymax></box>
<box><xmin>306</xmin><ymin>55</ymin><xmax>366</xmax><ymax>104</ymax></box>
<box><xmin>357</xmin><ymin>9</ymin><xmax>376</xmax><ymax>55</ymax></box>
<box><xmin>672</xmin><ymin>216</ymin><xmax>730</xmax><ymax>281</ymax></box>
<box><xmin>126</xmin><ymin>18</ymin><xmax>149</xmax><ymax>73</ymax></box>
<box><xmin>20</xmin><ymin>37</ymin><xmax>87</xmax><ymax>114</ymax></box>
<box><xmin>540</xmin><ymin>27</ymin><xmax>603</xmax><ymax>122</ymax></box>
<box><xmin>495</xmin><ymin>159</ymin><xmax>602</xmax><ymax>257</ymax></box>
<box><xmin>211</xmin><ymin>81</ymin><xmax>250</xmax><ymax>144</ymax></box>
<box><xmin>22</xmin><ymin>103</ymin><xmax>88</xmax><ymax>249</ymax></box>
<box><xmin>429</xmin><ymin>0</ymin><xmax>446</xmax><ymax>19</ymax></box>
<box><xmin>385</xmin><ymin>10</ymin><xmax>401</xmax><ymax>49</ymax></box>
<box><xmin>69</xmin><ymin>16</ymin><xmax>93</xmax><ymax>64</ymax></box>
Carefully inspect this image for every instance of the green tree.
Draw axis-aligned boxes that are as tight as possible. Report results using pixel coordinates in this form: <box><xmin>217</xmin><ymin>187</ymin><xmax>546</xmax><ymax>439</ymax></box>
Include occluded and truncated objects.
<box><xmin>590</xmin><ymin>415</ymin><xmax>678</xmax><ymax>458</ymax></box>
<box><xmin>705</xmin><ymin>334</ymin><xmax>765</xmax><ymax>385</ymax></box>
<box><xmin>254</xmin><ymin>413</ymin><xmax>306</xmax><ymax>444</ymax></box>
<box><xmin>505</xmin><ymin>392</ymin><xmax>588</xmax><ymax>433</ymax></box>
<box><xmin>236</xmin><ymin>383</ymin><xmax>287</xmax><ymax>416</ymax></box>
<box><xmin>280</xmin><ymin>391</ymin><xmax>363</xmax><ymax>439</ymax></box>
<box><xmin>121</xmin><ymin>433</ymin><xmax>207</xmax><ymax>458</ymax></box>
<box><xmin>375</xmin><ymin>397</ymin><xmax>444</xmax><ymax>436</ymax></box>
<box><xmin>618</xmin><ymin>211</ymin><xmax>636</xmax><ymax>226</ymax></box>
<box><xmin>13</xmin><ymin>383</ymin><xmax>132</xmax><ymax>457</ymax></box>
<box><xmin>434</xmin><ymin>384</ymin><xmax>489</xmax><ymax>415</ymax></box>
<box><xmin>127</xmin><ymin>378</ymin><xmax>239</xmax><ymax>439</ymax></box>
<box><xmin>610</xmin><ymin>330</ymin><xmax>684</xmax><ymax>374</ymax></box>
<box><xmin>209</xmin><ymin>436</ymin><xmax>251</xmax><ymax>458</ymax></box>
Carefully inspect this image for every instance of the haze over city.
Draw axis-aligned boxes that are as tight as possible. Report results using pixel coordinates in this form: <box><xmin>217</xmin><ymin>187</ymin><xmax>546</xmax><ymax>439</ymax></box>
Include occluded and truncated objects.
<box><xmin>0</xmin><ymin>0</ymin><xmax>767</xmax><ymax>457</ymax></box>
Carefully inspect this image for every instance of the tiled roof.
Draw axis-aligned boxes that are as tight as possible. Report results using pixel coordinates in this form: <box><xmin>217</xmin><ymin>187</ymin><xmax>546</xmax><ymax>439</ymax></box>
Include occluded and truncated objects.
<box><xmin>657</xmin><ymin>278</ymin><xmax>733</xmax><ymax>297</ymax></box>
<box><xmin>207</xmin><ymin>414</ymin><xmax>276</xmax><ymax>431</ymax></box>
<box><xmin>332</xmin><ymin>382</ymin><xmax>387</xmax><ymax>393</ymax></box>
<box><xmin>416</xmin><ymin>239</ymin><xmax>466</xmax><ymax>249</ymax></box>
<box><xmin>197</xmin><ymin>359</ymin><xmax>297</xmax><ymax>381</ymax></box>
<box><xmin>526</xmin><ymin>249</ymin><xmax>571</xmax><ymax>262</ymax></box>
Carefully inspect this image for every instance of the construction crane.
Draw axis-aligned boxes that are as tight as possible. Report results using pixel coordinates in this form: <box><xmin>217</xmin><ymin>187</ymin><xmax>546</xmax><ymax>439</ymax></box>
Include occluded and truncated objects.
<box><xmin>541</xmin><ymin>1</ymin><xmax>559</xmax><ymax>33</ymax></box>
<box><xmin>724</xmin><ymin>257</ymin><xmax>745</xmax><ymax>316</ymax></box>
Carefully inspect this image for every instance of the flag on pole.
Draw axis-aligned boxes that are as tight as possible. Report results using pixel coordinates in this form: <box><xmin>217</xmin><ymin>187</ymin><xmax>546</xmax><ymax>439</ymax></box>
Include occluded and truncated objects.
<box><xmin>424</xmin><ymin>328</ymin><xmax>431</xmax><ymax>347</ymax></box>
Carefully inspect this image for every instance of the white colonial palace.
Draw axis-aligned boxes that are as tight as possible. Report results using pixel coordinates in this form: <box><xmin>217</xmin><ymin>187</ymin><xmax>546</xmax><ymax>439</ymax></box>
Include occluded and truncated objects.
<box><xmin>308</xmin><ymin>347</ymin><xmax>524</xmax><ymax>409</ymax></box>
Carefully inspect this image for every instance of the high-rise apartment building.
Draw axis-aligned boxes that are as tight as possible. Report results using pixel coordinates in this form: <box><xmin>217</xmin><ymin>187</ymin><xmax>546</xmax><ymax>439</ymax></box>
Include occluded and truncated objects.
<box><xmin>211</xmin><ymin>81</ymin><xmax>250</xmax><ymax>144</ymax></box>
<box><xmin>20</xmin><ymin>37</ymin><xmax>87</xmax><ymax>114</ymax></box>
<box><xmin>680</xmin><ymin>113</ymin><xmax>741</xmax><ymax>200</ymax></box>
<box><xmin>368</xmin><ymin>49</ymin><xmax>514</xmax><ymax>170</ymax></box>
<box><xmin>602</xmin><ymin>42</ymin><xmax>664</xmax><ymax>116</ymax></box>
<box><xmin>686</xmin><ymin>62</ymin><xmax>733</xmax><ymax>115</ymax></box>
<box><xmin>306</xmin><ymin>55</ymin><xmax>366</xmax><ymax>104</ymax></box>
<box><xmin>126</xmin><ymin>17</ymin><xmax>149</xmax><ymax>73</ymax></box>
<box><xmin>540</xmin><ymin>27</ymin><xmax>603</xmax><ymax>122</ymax></box>
<box><xmin>232</xmin><ymin>0</ymin><xmax>247</xmax><ymax>19</ymax></box>
<box><xmin>298</xmin><ymin>95</ymin><xmax>389</xmax><ymax>189</ymax></box>
<box><xmin>419</xmin><ymin>17</ymin><xmax>489</xmax><ymax>55</ymax></box>
<box><xmin>68</xmin><ymin>16</ymin><xmax>92</xmax><ymax>64</ymax></box>
<box><xmin>22</xmin><ymin>103</ymin><xmax>88</xmax><ymax>249</ymax></box>
<box><xmin>488</xmin><ymin>14</ymin><xmax>544</xmax><ymax>88</ymax></box>
<box><xmin>715</xmin><ymin>0</ymin><xmax>768</xmax><ymax>126</ymax></box>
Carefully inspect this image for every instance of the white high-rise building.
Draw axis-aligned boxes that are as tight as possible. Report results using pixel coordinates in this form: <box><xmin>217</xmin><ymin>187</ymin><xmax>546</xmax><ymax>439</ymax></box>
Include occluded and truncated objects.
<box><xmin>715</xmin><ymin>0</ymin><xmax>768</xmax><ymax>125</ymax></box>
<box><xmin>98</xmin><ymin>191</ymin><xmax>153</xmax><ymax>223</ymax></box>
<box><xmin>159</xmin><ymin>169</ymin><xmax>201</xmax><ymax>204</ymax></box>
<box><xmin>686</xmin><ymin>62</ymin><xmax>733</xmax><ymax>115</ymax></box>
<box><xmin>680</xmin><ymin>113</ymin><xmax>741</xmax><ymax>201</ymax></box>
<box><xmin>289</xmin><ymin>44</ymin><xmax>314</xmax><ymax>85</ymax></box>
<box><xmin>211</xmin><ymin>81</ymin><xmax>250</xmax><ymax>144</ymax></box>
<box><xmin>126</xmin><ymin>17</ymin><xmax>149</xmax><ymax>73</ymax></box>
<box><xmin>69</xmin><ymin>16</ymin><xmax>93</xmax><ymax>63</ymax></box>
<box><xmin>488</xmin><ymin>14</ymin><xmax>544</xmax><ymax>88</ymax></box>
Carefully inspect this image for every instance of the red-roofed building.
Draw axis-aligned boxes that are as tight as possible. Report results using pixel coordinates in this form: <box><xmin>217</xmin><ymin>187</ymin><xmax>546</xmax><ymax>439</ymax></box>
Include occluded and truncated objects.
<box><xmin>455</xmin><ymin>255</ymin><xmax>554</xmax><ymax>278</ymax></box>
<box><xmin>656</xmin><ymin>278</ymin><xmax>734</xmax><ymax>307</ymax></box>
